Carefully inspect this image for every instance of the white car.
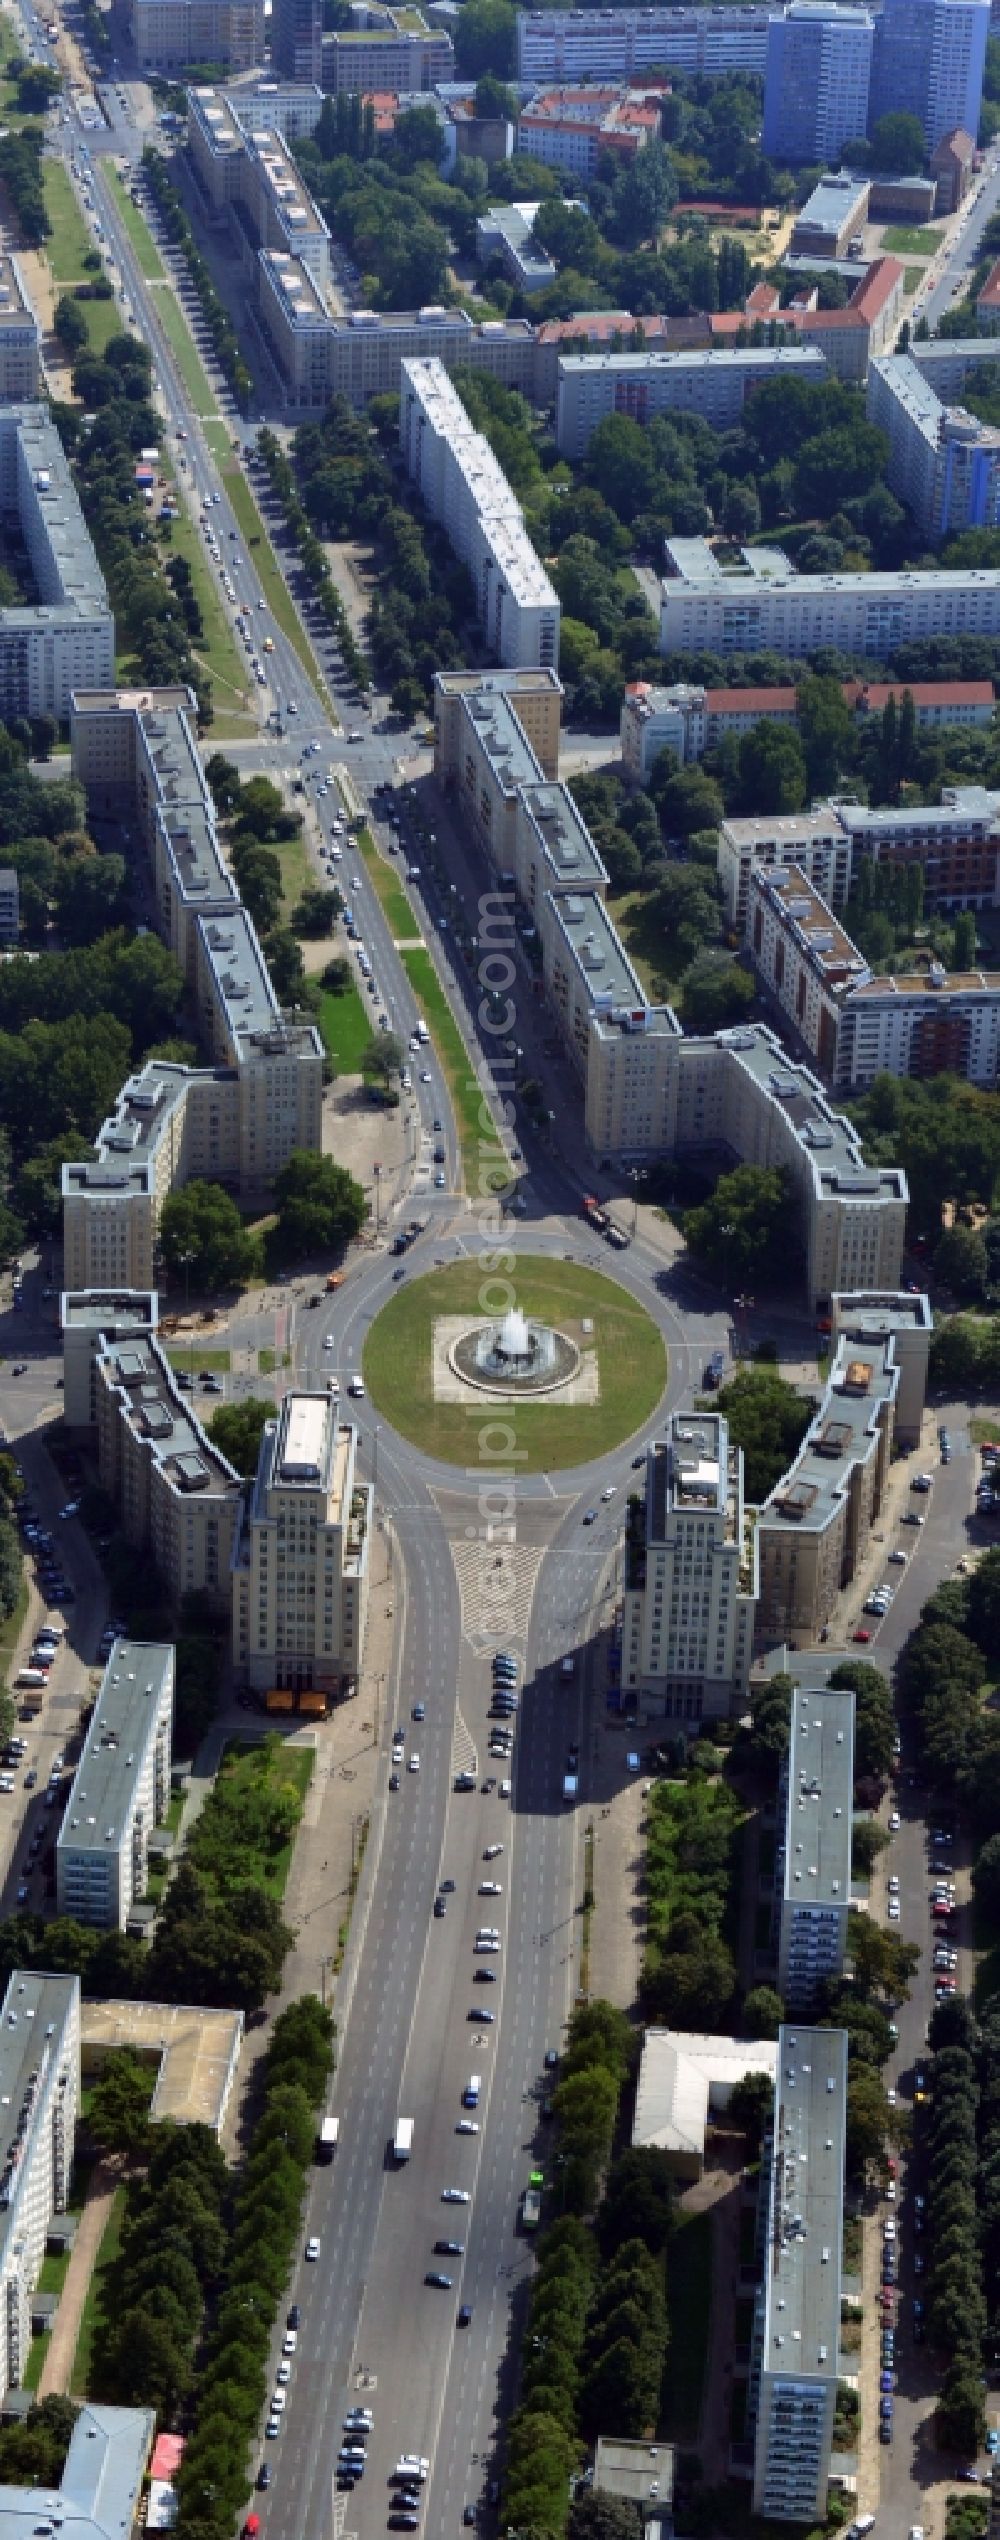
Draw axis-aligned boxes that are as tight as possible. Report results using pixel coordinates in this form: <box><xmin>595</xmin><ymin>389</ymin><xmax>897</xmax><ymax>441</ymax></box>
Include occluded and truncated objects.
<box><xmin>323</xmin><ymin>1333</ymin><xmax>335</xmax><ymax>1350</ymax></box>
<box><xmin>282</xmin><ymin>2331</ymin><xmax>298</xmax><ymax>2355</ymax></box>
<box><xmin>601</xmin><ymin>1484</ymin><xmax>615</xmax><ymax>1501</ymax></box>
<box><xmin>484</xmin><ymin>1844</ymin><xmax>504</xmax><ymax>1859</ymax></box>
<box><xmin>276</xmin><ymin>2361</ymin><xmax>291</xmax><ymax>2384</ymax></box>
<box><xmin>456</xmin><ymin>2119</ymin><xmax>480</xmax><ymax>2134</ymax></box>
<box><xmin>479</xmin><ymin>1881</ymin><xmax>502</xmax><ymax>1895</ymax></box>
<box><xmin>305</xmin><ymin>2236</ymin><xmax>321</xmax><ymax>2261</ymax></box>
<box><xmin>888</xmin><ymin>1897</ymin><xmax>901</xmax><ymax>1920</ymax></box>
<box><xmin>270</xmin><ymin>2391</ymin><xmax>287</xmax><ymax>2414</ymax></box>
<box><xmin>889</xmin><ymin>1811</ymin><xmax>900</xmax><ymax>1832</ymax></box>
<box><xmin>408</xmin><ymin>1754</ymin><xmax>420</xmax><ymax>1773</ymax></box>
<box><xmin>886</xmin><ymin>2178</ymin><xmax>897</xmax><ymax>2200</ymax></box>
<box><xmin>889</xmin><ymin>1549</ymin><xmax>906</xmax><ymax>1565</ymax></box>
<box><xmin>441</xmin><ymin>2187</ymin><xmax>470</xmax><ymax>2203</ymax></box>
<box><xmin>887</xmin><ymin>2087</ymin><xmax>897</xmax><ymax>2107</ymax></box>
<box><xmin>888</xmin><ymin>1874</ymin><xmax>900</xmax><ymax>1892</ymax></box>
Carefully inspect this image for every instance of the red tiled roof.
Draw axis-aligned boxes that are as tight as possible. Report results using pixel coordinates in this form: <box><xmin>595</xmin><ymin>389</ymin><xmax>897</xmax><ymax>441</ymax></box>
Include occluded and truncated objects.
<box><xmin>706</xmin><ymin>686</ymin><xmax>798</xmax><ymax>714</ymax></box>
<box><xmin>845</xmin><ymin>679</ymin><xmax>995</xmax><ymax>709</ymax></box>
<box><xmin>978</xmin><ymin>255</ymin><xmax>1000</xmax><ymax>307</ymax></box>
<box><xmin>932</xmin><ymin>126</ymin><xmax>975</xmax><ymax>165</ymax></box>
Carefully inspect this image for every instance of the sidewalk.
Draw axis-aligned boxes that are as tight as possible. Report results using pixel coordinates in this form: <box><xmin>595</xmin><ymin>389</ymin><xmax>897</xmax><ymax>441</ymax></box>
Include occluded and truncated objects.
<box><xmin>37</xmin><ymin>2157</ymin><xmax>121</xmax><ymax>2399</ymax></box>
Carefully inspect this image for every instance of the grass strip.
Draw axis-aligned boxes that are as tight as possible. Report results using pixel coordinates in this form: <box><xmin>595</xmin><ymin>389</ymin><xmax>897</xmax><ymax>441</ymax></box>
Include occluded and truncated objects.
<box><xmin>164</xmin><ymin>1345</ymin><xmax>231</xmax><ymax>1371</ymax></box>
<box><xmin>399</xmin><ymin>942</ymin><xmax>509</xmax><ymax>1195</ymax></box>
<box><xmin>42</xmin><ymin>158</ymin><xmax>92</xmax><ymax>285</ymax></box>
<box><xmin>150</xmin><ymin>282</ymin><xmax>219</xmax><ymax>416</ymax></box>
<box><xmin>881</xmin><ymin>223</ymin><xmax>940</xmax><ymax>253</ymax></box>
<box><xmin>157</xmin><ymin>485</ymin><xmax>254</xmax><ymax>725</ymax></box>
<box><xmin>314</xmin><ymin>978</ymin><xmax>371</xmax><ymax>1072</ymax></box>
<box><xmin>105</xmin><ymin>166</ymin><xmax>165</xmax><ymax>281</ymax></box>
<box><xmin>358</xmin><ymin>829</ymin><xmax>420</xmax><ymax>940</ymax></box>
<box><xmin>220</xmin><ymin>467</ymin><xmax>329</xmax><ymax>697</ymax></box>
<box><xmin>661</xmin><ymin>2206</ymin><xmax>712</xmax><ymax>2442</ymax></box>
<box><xmin>71</xmin><ymin>2184</ymin><xmax>126</xmax><ymax>2397</ymax></box>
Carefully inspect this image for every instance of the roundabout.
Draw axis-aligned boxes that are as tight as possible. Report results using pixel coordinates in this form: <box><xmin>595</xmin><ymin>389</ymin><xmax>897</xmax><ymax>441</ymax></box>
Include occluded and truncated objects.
<box><xmin>361</xmin><ymin>1253</ymin><xmax>669</xmax><ymax>1473</ymax></box>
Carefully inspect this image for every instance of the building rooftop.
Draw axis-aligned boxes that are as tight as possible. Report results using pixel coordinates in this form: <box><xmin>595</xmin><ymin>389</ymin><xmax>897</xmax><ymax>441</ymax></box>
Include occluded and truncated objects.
<box><xmin>245</xmin><ymin>126</ymin><xmax>330</xmax><ymax>244</ymax></box>
<box><xmin>9</xmin><ymin>408</ymin><xmax>108</xmax><ymax>620</ymax></box>
<box><xmin>646</xmin><ymin>1411</ymin><xmax>731</xmax><ymax>1531</ymax></box>
<box><xmin>250</xmin><ymin>1390</ymin><xmax>354</xmax><ymax>1519</ymax></box>
<box><xmin>188</xmin><ymin>86</ymin><xmax>244</xmax><ymax>155</ymax></box>
<box><xmin>259</xmin><ymin>247</ymin><xmax>330</xmax><ymax>324</ymax></box>
<box><xmin>979</xmin><ymin>255</ymin><xmax>1000</xmax><ymax>310</ymax></box>
<box><xmin>520</xmin><ymin>779</ymin><xmax>608</xmax><ymax>889</ymax></box>
<box><xmin>81</xmin><ymin>1999</ymin><xmax>243</xmax><ymax>2135</ymax></box>
<box><xmin>198</xmin><ymin>905</ymin><xmax>287</xmax><ymax>1044</ymax></box>
<box><xmin>0</xmin><ymin>2402</ymin><xmax>154</xmax><ymax>2540</ymax></box>
<box><xmin>98</xmin><ymin>1335</ymin><xmax>242</xmax><ymax>1505</ymax></box>
<box><xmin>763</xmin><ymin>1331</ymin><xmax>899</xmax><ymax>1536</ymax></box>
<box><xmin>59</xmin><ymin>1641</ymin><xmax>172</xmax><ymax>1859</ymax></box>
<box><xmin>850</xmin><ymin>965</ymin><xmax>1000</xmax><ymax>999</ymax></box>
<box><xmin>562</xmin><ymin>344</ymin><xmax>825</xmax><ymax>382</ymax></box>
<box><xmin>832</xmin><ymin>1288</ymin><xmax>933</xmax><ymax>1338</ymax></box>
<box><xmin>459</xmin><ymin>680</ymin><xmax>546</xmax><ymax>796</ymax></box>
<box><xmin>0</xmin><ymin>253</ymin><xmax>36</xmax><ymax>333</ymax></box>
<box><xmin>593</xmin><ymin>2438</ymin><xmax>675</xmax><ymax>2516</ymax></box>
<box><xmin>60</xmin><ymin>1289</ymin><xmax>158</xmax><ymax>1334</ymax></box>
<box><xmin>721</xmin><ymin>809</ymin><xmax>849</xmax><ymax>851</ymax></box>
<box><xmin>705</xmin><ymin>1025</ymin><xmax>907</xmax><ymax>1207</ymax></box>
<box><xmin>793</xmin><ymin>170</ymin><xmax>870</xmax><ymax>239</ymax></box>
<box><xmin>633</xmin><ymin>2027</ymin><xmax>778</xmax><ymax>2164</ymax></box>
<box><xmin>0</xmin><ymin>1971</ymin><xmax>79</xmax><ymax>2213</ymax></box>
<box><xmin>761</xmin><ymin>2025</ymin><xmax>847</xmax><ymax>2374</ymax></box>
<box><xmin>545</xmin><ymin>884</ymin><xmax>647</xmax><ymax>1008</ymax></box>
<box><xmin>782</xmin><ymin>1680</ymin><xmax>854</xmax><ymax>1914</ymax></box>
<box><xmin>63</xmin><ymin>1064</ymin><xmax>230</xmax><ymax>1196</ymax></box>
<box><xmin>751</xmin><ymin>864</ymin><xmax>870</xmax><ymax>995</ymax></box>
<box><xmin>840</xmin><ymin>785</ymin><xmax>1000</xmax><ymax>834</ymax></box>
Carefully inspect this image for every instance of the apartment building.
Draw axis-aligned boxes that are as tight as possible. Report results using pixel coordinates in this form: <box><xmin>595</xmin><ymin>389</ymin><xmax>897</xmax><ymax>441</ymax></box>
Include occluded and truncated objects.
<box><xmin>400</xmin><ymin>358</ymin><xmax>560</xmax><ymax>670</ymax></box>
<box><xmin>756</xmin><ymin>1331</ymin><xmax>899</xmax><ymax>1642</ymax></box>
<box><xmin>790</xmin><ymin>170</ymin><xmax>871</xmax><ymax>259</ymax></box>
<box><xmin>94</xmin><ymin>1333</ymin><xmax>242</xmax><ymax>1612</ymax></box>
<box><xmin>555</xmin><ymin>344</ymin><xmax>827</xmax><ymax>460</ymax></box>
<box><xmin>868</xmin><ymin>0</ymin><xmax>988</xmax><ymax>151</ymax></box>
<box><xmin>0</xmin><ymin>1970</ymin><xmax>80</xmax><ymax>2399</ymax></box>
<box><xmin>661</xmin><ymin>561</ymin><xmax>1000</xmax><ymax>662</ymax></box>
<box><xmin>978</xmin><ymin>256</ymin><xmax>1000</xmax><ymax>331</ymax></box>
<box><xmin>515</xmin><ymin>8</ymin><xmax>772</xmax><ymax>84</ymax></box>
<box><xmin>748</xmin><ymin>2025</ymin><xmax>847</xmax><ymax>2521</ymax></box>
<box><xmin>932</xmin><ymin>125</ymin><xmax>976</xmax><ymax>213</ymax></box>
<box><xmin>232</xmin><ymin>1392</ymin><xmax>371</xmax><ymax>1695</ymax></box>
<box><xmin>61</xmin><ymin>1289</ymin><xmax>159</xmax><ymax>1429</ymax></box>
<box><xmin>829</xmin><ymin>1289</ymin><xmax>931</xmax><ymax>1447</ymax></box>
<box><xmin>839</xmin><ymin>789</ymin><xmax>1000</xmax><ymax>907</ymax></box>
<box><xmin>0</xmin><ymin>867</ymin><xmax>18</xmax><ymax>943</ymax></box>
<box><xmin>188</xmin><ymin>92</ymin><xmax>332</xmax><ymax>285</ymax></box>
<box><xmin>56</xmin><ymin>1642</ymin><xmax>173</xmax><ymax>1931</ymax></box>
<box><xmin>257</xmin><ymin>294</ymin><xmax>537</xmax><ymax>412</ymax></box>
<box><xmin>847</xmin><ymin>677</ymin><xmax>995</xmax><ymax>730</ymax></box>
<box><xmin>325</xmin><ymin>5</ymin><xmax>453</xmax><ymax>92</ymax></box>
<box><xmin>0</xmin><ymin>2404</ymin><xmax>155</xmax><ymax>2540</ymax></box>
<box><xmin>868</xmin><ymin>355</ymin><xmax>1000</xmax><ymax>542</ymax></box>
<box><xmin>0</xmin><ymin>409</ymin><xmax>112</xmax><ymax>717</ymax></box>
<box><xmin>476</xmin><ymin>203</ymin><xmax>557</xmax><ymax>294</ymax></box>
<box><xmin>0</xmin><ymin>256</ymin><xmax>39</xmax><ymax>401</ymax></box>
<box><xmin>719</xmin><ymin>808</ymin><xmax>855</xmax><ymax>930</ymax></box>
<box><xmin>433</xmin><ymin>664</ymin><xmax>562</xmax><ymax>781</ymax></box>
<box><xmin>747</xmin><ymin>859</ymin><xmax>1000</xmax><ymax>1093</ymax></box>
<box><xmin>517</xmin><ymin>85</ymin><xmax>661</xmax><ymax>177</ymax></box>
<box><xmin>908</xmin><ymin>335</ymin><xmax>1000</xmax><ymax>402</ymax></box>
<box><xmin>763</xmin><ymin>5</ymin><xmax>874</xmax><ymax>167</ymax></box>
<box><xmin>61</xmin><ymin>1064</ymin><xmax>241</xmax><ymax>1292</ymax></box>
<box><xmin>621</xmin><ymin>1412</ymin><xmax>758</xmax><ymax>1723</ymax></box>
<box><xmin>221</xmin><ymin>75</ymin><xmax>325</xmax><ymax>137</ymax></box>
<box><xmin>623</xmin><ymin>674</ymin><xmax>989</xmax><ymax>782</ymax></box>
<box><xmin>129</xmin><ymin>0</ymin><xmax>262</xmax><ymax>63</ymax></box>
<box><xmin>270</xmin><ymin>0</ymin><xmax>321</xmax><ymax>82</ymax></box>
<box><xmin>775</xmin><ymin>1675</ymin><xmax>854</xmax><ymax>2011</ymax></box>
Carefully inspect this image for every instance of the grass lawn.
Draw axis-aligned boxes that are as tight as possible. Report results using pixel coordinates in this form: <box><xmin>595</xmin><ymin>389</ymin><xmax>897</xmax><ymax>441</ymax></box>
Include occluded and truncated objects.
<box><xmin>188</xmin><ymin>1738</ymin><xmax>314</xmax><ymax>1898</ymax></box>
<box><xmin>904</xmin><ymin>265</ymin><xmax>927</xmax><ymax>293</ymax></box>
<box><xmin>277</xmin><ymin>821</ymin><xmax>311</xmax><ymax>918</ymax></box>
<box><xmin>151</xmin><ymin>283</ymin><xmax>219</xmax><ymax>415</ymax></box>
<box><xmin>359</xmin><ymin>830</ymin><xmax>421</xmax><ymax>940</ymax></box>
<box><xmin>156</xmin><ymin>495</ymin><xmax>253</xmax><ymax>730</ymax></box>
<box><xmin>203</xmin><ymin>418</ymin><xmax>236</xmax><ymax>464</ymax></box>
<box><xmin>363</xmin><ymin>1255</ymin><xmax>667</xmax><ymax>1472</ymax></box>
<box><xmin>43</xmin><ymin>159</ymin><xmax>94</xmax><ymax>286</ymax></box>
<box><xmin>969</xmin><ymin>1415</ymin><xmax>1000</xmax><ymax>1445</ymax></box>
<box><xmin>220</xmin><ymin>467</ymin><xmax>327</xmax><ymax>697</ymax></box>
<box><xmin>662</xmin><ymin>2206</ymin><xmax>712</xmax><ymax>2442</ymax></box>
<box><xmin>399</xmin><ymin>944</ymin><xmax>508</xmax><ymax>1196</ymax></box>
<box><xmin>607</xmin><ymin>888</ymin><xmax>677</xmax><ymax>1003</ymax></box>
<box><xmin>315</xmin><ymin>978</ymin><xmax>372</xmax><ymax>1073</ymax></box>
<box><xmin>164</xmin><ymin>1345</ymin><xmax>231</xmax><ymax>1372</ymax></box>
<box><xmin>71</xmin><ymin>2184</ymin><xmax>126</xmax><ymax>2397</ymax></box>
<box><xmin>105</xmin><ymin>167</ymin><xmax>166</xmax><ymax>281</ymax></box>
<box><xmin>0</xmin><ymin>1570</ymin><xmax>28</xmax><ymax>1682</ymax></box>
<box><xmin>258</xmin><ymin>1345</ymin><xmax>291</xmax><ymax>1374</ymax></box>
<box><xmin>882</xmin><ymin>224</ymin><xmax>942</xmax><ymax>254</ymax></box>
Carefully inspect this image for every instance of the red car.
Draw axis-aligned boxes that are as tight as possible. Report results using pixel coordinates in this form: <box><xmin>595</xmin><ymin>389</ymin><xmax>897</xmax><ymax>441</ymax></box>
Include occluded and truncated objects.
<box><xmin>853</xmin><ymin>1628</ymin><xmax>871</xmax><ymax>1643</ymax></box>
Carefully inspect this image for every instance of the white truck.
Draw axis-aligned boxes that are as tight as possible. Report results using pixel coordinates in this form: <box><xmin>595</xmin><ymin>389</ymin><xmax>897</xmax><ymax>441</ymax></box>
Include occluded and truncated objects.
<box><xmin>563</xmin><ymin>1773</ymin><xmax>578</xmax><ymax>1804</ymax></box>
<box><xmin>317</xmin><ymin>2115</ymin><xmax>339</xmax><ymax>2162</ymax></box>
<box><xmin>393</xmin><ymin>2117</ymin><xmax>414</xmax><ymax>2163</ymax></box>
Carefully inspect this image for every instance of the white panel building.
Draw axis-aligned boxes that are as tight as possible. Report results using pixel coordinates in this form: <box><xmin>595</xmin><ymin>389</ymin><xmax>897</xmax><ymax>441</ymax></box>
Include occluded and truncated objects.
<box><xmin>749</xmin><ymin>2025</ymin><xmax>847</xmax><ymax>2521</ymax></box>
<box><xmin>57</xmin><ymin>1642</ymin><xmax>174</xmax><ymax>1930</ymax></box>
<box><xmin>0</xmin><ymin>1970</ymin><xmax>80</xmax><ymax>2398</ymax></box>
<box><xmin>662</xmin><ymin>561</ymin><xmax>1000</xmax><ymax>660</ymax></box>
<box><xmin>516</xmin><ymin>7</ymin><xmax>772</xmax><ymax>83</ymax></box>
<box><xmin>555</xmin><ymin>345</ymin><xmax>827</xmax><ymax>460</ymax></box>
<box><xmin>399</xmin><ymin>359</ymin><xmax>560</xmax><ymax>669</ymax></box>
<box><xmin>776</xmin><ymin>1676</ymin><xmax>855</xmax><ymax>2012</ymax></box>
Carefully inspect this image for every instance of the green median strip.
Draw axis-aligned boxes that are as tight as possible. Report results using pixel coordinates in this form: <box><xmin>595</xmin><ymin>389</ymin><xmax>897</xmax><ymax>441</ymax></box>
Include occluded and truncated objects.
<box><xmin>151</xmin><ymin>283</ymin><xmax>220</xmax><ymax>417</ymax></box>
<box><xmin>314</xmin><ymin>977</ymin><xmax>371</xmax><ymax>1072</ymax></box>
<box><xmin>358</xmin><ymin>829</ymin><xmax>418</xmax><ymax>939</ymax></box>
<box><xmin>400</xmin><ymin>944</ymin><xmax>508</xmax><ymax>1197</ymax></box>
<box><xmin>221</xmin><ymin>465</ymin><xmax>331</xmax><ymax>698</ymax></box>
<box><xmin>105</xmin><ymin>166</ymin><xmax>166</xmax><ymax>281</ymax></box>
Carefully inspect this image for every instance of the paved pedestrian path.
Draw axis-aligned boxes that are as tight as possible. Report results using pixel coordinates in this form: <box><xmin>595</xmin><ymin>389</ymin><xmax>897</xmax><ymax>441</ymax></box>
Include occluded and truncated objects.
<box><xmin>38</xmin><ymin>2158</ymin><xmax>121</xmax><ymax>2399</ymax></box>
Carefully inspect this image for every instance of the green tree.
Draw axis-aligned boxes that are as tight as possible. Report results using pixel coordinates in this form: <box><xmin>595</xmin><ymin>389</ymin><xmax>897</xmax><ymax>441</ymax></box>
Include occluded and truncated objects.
<box><xmin>685</xmin><ymin>1165</ymin><xmax>797</xmax><ymax>1293</ymax></box>
<box><xmin>291</xmin><ymin>885</ymin><xmax>341</xmax><ymax>938</ymax></box>
<box><xmin>828</xmin><ymin>1660</ymin><xmax>895</xmax><ymax>1780</ymax></box>
<box><xmin>453</xmin><ymin>0</ymin><xmax>516</xmax><ymax>75</ymax></box>
<box><xmin>742</xmin><ymin>1986</ymin><xmax>785</xmax><ymax>2041</ymax></box>
<box><xmin>655</xmin><ymin>765</ymin><xmax>724</xmax><ymax>841</ymax></box>
<box><xmin>934</xmin><ymin>1222</ymin><xmax>988</xmax><ymax>1300</ymax></box>
<box><xmin>271</xmin><ymin>1151</ymin><xmax>367</xmax><ymax>1263</ymax></box>
<box><xmin>207</xmin><ymin>1397</ymin><xmax>272</xmax><ymax>1479</ymax></box>
<box><xmin>711</xmin><ymin>1366</ymin><xmax>814</xmax><ymax>1503</ymax></box>
<box><xmin>86</xmin><ymin>2051</ymin><xmax>152</xmax><ymax>2155</ymax></box>
<box><xmin>797</xmin><ymin>672</ymin><xmax>853</xmax><ymax>794</ymax></box>
<box><xmin>678</xmin><ymin>957</ymin><xmax>755</xmax><ymax>1034</ymax></box>
<box><xmin>360</xmin><ymin>1030</ymin><xmax>404</xmax><ymax>1093</ymax></box>
<box><xmin>727</xmin><ymin>2066</ymin><xmax>777</xmax><ymax>2147</ymax></box>
<box><xmin>937</xmin><ymin>2362</ymin><xmax>987</xmax><ymax>2455</ymax></box>
<box><xmin>159</xmin><ymin>1181</ymin><xmax>258</xmax><ymax>1294</ymax></box>
<box><xmin>869</xmin><ymin>111</ymin><xmax>928</xmax><ymax>172</ymax></box>
<box><xmin>737</xmin><ymin>720</ymin><xmax>808</xmax><ymax>814</ymax></box>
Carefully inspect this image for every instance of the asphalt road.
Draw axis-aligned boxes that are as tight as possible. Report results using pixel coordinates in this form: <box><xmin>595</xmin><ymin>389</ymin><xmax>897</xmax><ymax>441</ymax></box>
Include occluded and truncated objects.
<box><xmin>912</xmin><ymin>143</ymin><xmax>1000</xmax><ymax>332</ymax></box>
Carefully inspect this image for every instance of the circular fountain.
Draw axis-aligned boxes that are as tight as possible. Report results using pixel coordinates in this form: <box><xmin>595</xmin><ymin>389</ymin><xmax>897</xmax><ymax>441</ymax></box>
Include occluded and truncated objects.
<box><xmin>449</xmin><ymin>1302</ymin><xmax>580</xmax><ymax>1396</ymax></box>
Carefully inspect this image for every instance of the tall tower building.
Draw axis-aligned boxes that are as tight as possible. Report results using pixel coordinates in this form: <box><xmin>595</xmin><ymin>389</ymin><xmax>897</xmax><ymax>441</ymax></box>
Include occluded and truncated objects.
<box><xmin>763</xmin><ymin>4</ymin><xmax>874</xmax><ymax>165</ymax></box>
<box><xmin>869</xmin><ymin>0</ymin><xmax>989</xmax><ymax>151</ymax></box>
<box><xmin>270</xmin><ymin>0</ymin><xmax>322</xmax><ymax>83</ymax></box>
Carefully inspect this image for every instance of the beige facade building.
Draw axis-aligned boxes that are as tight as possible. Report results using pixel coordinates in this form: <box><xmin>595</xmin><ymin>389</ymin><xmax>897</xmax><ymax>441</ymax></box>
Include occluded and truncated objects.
<box><xmin>61</xmin><ymin>1289</ymin><xmax>158</xmax><ymax>1429</ymax></box>
<box><xmin>0</xmin><ymin>256</ymin><xmax>40</xmax><ymax>401</ymax></box>
<box><xmin>129</xmin><ymin>0</ymin><xmax>263</xmax><ymax>68</ymax></box>
<box><xmin>829</xmin><ymin>1289</ymin><xmax>931</xmax><ymax>1448</ymax></box>
<box><xmin>325</xmin><ymin>6</ymin><xmax>453</xmax><ymax>92</ymax></box>
<box><xmin>755</xmin><ymin>1330</ymin><xmax>899</xmax><ymax>1644</ymax></box>
<box><xmin>622</xmin><ymin>1412</ymin><xmax>758</xmax><ymax>1723</ymax></box>
<box><xmin>66</xmin><ymin>691</ymin><xmax>323</xmax><ymax>1278</ymax></box>
<box><xmin>94</xmin><ymin>1334</ymin><xmax>242</xmax><ymax>1613</ymax></box>
<box><xmin>719</xmin><ymin>807</ymin><xmax>854</xmax><ymax>930</ymax></box>
<box><xmin>233</xmin><ymin>1393</ymin><xmax>371</xmax><ymax>1696</ymax></box>
<box><xmin>434</xmin><ymin>665</ymin><xmax>562</xmax><ymax>783</ymax></box>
